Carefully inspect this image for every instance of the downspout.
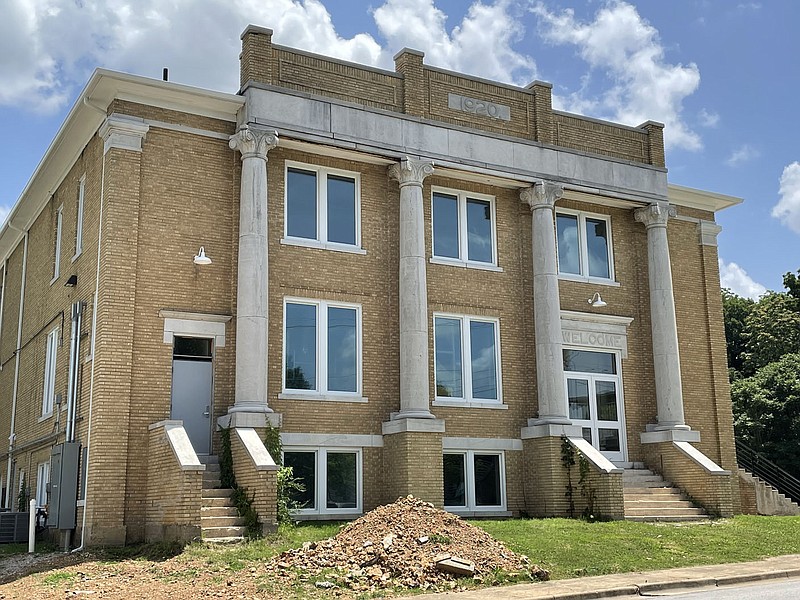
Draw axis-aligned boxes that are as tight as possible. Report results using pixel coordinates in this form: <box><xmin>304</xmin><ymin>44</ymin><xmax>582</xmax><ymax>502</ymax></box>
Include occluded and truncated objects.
<box><xmin>0</xmin><ymin>258</ymin><xmax>7</xmax><ymax>369</ymax></box>
<box><xmin>65</xmin><ymin>302</ymin><xmax>82</xmax><ymax>442</ymax></box>
<box><xmin>5</xmin><ymin>231</ymin><xmax>28</xmax><ymax>509</ymax></box>
<box><xmin>73</xmin><ymin>132</ymin><xmax>105</xmax><ymax>553</ymax></box>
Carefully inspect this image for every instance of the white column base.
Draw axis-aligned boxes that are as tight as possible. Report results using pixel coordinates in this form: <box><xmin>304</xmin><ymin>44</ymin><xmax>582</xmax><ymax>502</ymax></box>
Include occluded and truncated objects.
<box><xmin>217</xmin><ymin>411</ymin><xmax>282</xmax><ymax>429</ymax></box>
<box><xmin>641</xmin><ymin>427</ymin><xmax>701</xmax><ymax>444</ymax></box>
<box><xmin>382</xmin><ymin>417</ymin><xmax>445</xmax><ymax>435</ymax></box>
<box><xmin>521</xmin><ymin>423</ymin><xmax>582</xmax><ymax>439</ymax></box>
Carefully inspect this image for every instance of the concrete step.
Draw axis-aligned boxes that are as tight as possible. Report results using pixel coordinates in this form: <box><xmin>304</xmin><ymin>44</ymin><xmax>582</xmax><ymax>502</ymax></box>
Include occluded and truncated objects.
<box><xmin>624</xmin><ymin>480</ymin><xmax>677</xmax><ymax>488</ymax></box>
<box><xmin>202</xmin><ymin>488</ymin><xmax>233</xmax><ymax>499</ymax></box>
<box><xmin>625</xmin><ymin>515</ymin><xmax>710</xmax><ymax>523</ymax></box>
<box><xmin>198</xmin><ymin>455</ymin><xmax>220</xmax><ymax>465</ymax></box>
<box><xmin>202</xmin><ymin>525</ymin><xmax>247</xmax><ymax>539</ymax></box>
<box><xmin>624</xmin><ymin>488</ymin><xmax>684</xmax><ymax>499</ymax></box>
<box><xmin>624</xmin><ymin>499</ymin><xmax>697</xmax><ymax>510</ymax></box>
<box><xmin>625</xmin><ymin>506</ymin><xmax>706</xmax><ymax>517</ymax></box>
<box><xmin>623</xmin><ymin>475</ymin><xmax>665</xmax><ymax>484</ymax></box>
<box><xmin>203</xmin><ymin>462</ymin><xmax>221</xmax><ymax>473</ymax></box>
<box><xmin>201</xmin><ymin>496</ymin><xmax>234</xmax><ymax>508</ymax></box>
<box><xmin>201</xmin><ymin>506</ymin><xmax>239</xmax><ymax>518</ymax></box>
<box><xmin>201</xmin><ymin>515</ymin><xmax>246</xmax><ymax>528</ymax></box>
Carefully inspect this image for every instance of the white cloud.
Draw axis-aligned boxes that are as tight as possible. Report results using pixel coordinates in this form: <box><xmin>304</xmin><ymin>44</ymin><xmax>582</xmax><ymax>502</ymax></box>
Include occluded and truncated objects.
<box><xmin>725</xmin><ymin>144</ymin><xmax>759</xmax><ymax>167</ymax></box>
<box><xmin>530</xmin><ymin>1</ymin><xmax>702</xmax><ymax>151</ymax></box>
<box><xmin>373</xmin><ymin>0</ymin><xmax>535</xmax><ymax>84</ymax></box>
<box><xmin>0</xmin><ymin>205</ymin><xmax>10</xmax><ymax>228</ymax></box>
<box><xmin>719</xmin><ymin>259</ymin><xmax>766</xmax><ymax>300</ymax></box>
<box><xmin>0</xmin><ymin>0</ymin><xmax>535</xmax><ymax>114</ymax></box>
<box><xmin>698</xmin><ymin>108</ymin><xmax>719</xmax><ymax>128</ymax></box>
<box><xmin>773</xmin><ymin>161</ymin><xmax>800</xmax><ymax>234</ymax></box>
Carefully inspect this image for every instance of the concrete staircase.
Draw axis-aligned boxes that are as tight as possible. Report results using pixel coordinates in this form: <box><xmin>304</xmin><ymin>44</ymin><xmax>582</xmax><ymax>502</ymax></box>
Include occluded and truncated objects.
<box><xmin>199</xmin><ymin>455</ymin><xmax>246</xmax><ymax>542</ymax></box>
<box><xmin>623</xmin><ymin>467</ymin><xmax>709</xmax><ymax>522</ymax></box>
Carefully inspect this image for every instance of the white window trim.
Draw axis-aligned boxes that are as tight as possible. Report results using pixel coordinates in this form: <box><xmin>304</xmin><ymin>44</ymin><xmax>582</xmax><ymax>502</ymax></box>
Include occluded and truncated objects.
<box><xmin>282</xmin><ymin>161</ymin><xmax>363</xmax><ymax>252</ymax></box>
<box><xmin>36</xmin><ymin>462</ymin><xmax>50</xmax><ymax>508</ymax></box>
<box><xmin>563</xmin><ymin>347</ymin><xmax>627</xmax><ymax>463</ymax></box>
<box><xmin>443</xmin><ymin>450</ymin><xmax>507</xmax><ymax>514</ymax></box>
<box><xmin>72</xmin><ymin>174</ymin><xmax>85</xmax><ymax>262</ymax></box>
<box><xmin>556</xmin><ymin>208</ymin><xmax>616</xmax><ymax>284</ymax></box>
<box><xmin>42</xmin><ymin>328</ymin><xmax>58</xmax><ymax>418</ymax></box>
<box><xmin>50</xmin><ymin>204</ymin><xmax>63</xmax><ymax>284</ymax></box>
<box><xmin>283</xmin><ymin>447</ymin><xmax>363</xmax><ymax>517</ymax></box>
<box><xmin>282</xmin><ymin>297</ymin><xmax>364</xmax><ymax>401</ymax></box>
<box><xmin>433</xmin><ymin>312</ymin><xmax>503</xmax><ymax>406</ymax></box>
<box><xmin>431</xmin><ymin>186</ymin><xmax>499</xmax><ymax>269</ymax></box>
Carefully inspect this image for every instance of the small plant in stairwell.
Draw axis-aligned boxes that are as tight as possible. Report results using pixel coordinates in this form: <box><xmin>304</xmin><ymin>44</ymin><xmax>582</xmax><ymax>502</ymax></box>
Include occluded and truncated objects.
<box><xmin>263</xmin><ymin>423</ymin><xmax>305</xmax><ymax>526</ymax></box>
<box><xmin>561</xmin><ymin>436</ymin><xmax>576</xmax><ymax>518</ymax></box>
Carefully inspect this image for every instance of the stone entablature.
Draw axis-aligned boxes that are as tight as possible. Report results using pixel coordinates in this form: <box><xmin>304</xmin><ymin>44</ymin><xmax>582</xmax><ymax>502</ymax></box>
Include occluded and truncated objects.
<box><xmin>239</xmin><ymin>25</ymin><xmax>665</xmax><ymax>167</ymax></box>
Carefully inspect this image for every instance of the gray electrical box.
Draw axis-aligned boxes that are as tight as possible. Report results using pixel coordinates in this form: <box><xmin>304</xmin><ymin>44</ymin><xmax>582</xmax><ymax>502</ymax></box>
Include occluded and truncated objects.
<box><xmin>49</xmin><ymin>442</ymin><xmax>80</xmax><ymax>530</ymax></box>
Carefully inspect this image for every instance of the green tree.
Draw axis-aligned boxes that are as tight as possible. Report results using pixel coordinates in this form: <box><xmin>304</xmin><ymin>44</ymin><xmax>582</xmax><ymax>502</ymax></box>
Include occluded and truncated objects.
<box><xmin>784</xmin><ymin>269</ymin><xmax>800</xmax><ymax>301</ymax></box>
<box><xmin>741</xmin><ymin>291</ymin><xmax>800</xmax><ymax>375</ymax></box>
<box><xmin>721</xmin><ymin>289</ymin><xmax>755</xmax><ymax>378</ymax></box>
<box><xmin>732</xmin><ymin>353</ymin><xmax>800</xmax><ymax>479</ymax></box>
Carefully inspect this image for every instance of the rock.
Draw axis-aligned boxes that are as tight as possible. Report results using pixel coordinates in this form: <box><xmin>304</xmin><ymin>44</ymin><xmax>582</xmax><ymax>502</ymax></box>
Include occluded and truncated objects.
<box><xmin>417</xmin><ymin>536</ymin><xmax>429</xmax><ymax>544</ymax></box>
<box><xmin>435</xmin><ymin>555</ymin><xmax>475</xmax><ymax>577</ymax></box>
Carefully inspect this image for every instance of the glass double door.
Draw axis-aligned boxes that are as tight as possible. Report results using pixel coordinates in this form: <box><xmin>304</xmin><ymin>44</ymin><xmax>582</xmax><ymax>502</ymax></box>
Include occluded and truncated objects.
<box><xmin>564</xmin><ymin>349</ymin><xmax>626</xmax><ymax>462</ymax></box>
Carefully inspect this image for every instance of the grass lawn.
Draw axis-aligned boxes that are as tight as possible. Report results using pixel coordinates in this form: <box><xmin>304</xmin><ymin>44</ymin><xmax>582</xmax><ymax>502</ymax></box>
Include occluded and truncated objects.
<box><xmin>476</xmin><ymin>515</ymin><xmax>800</xmax><ymax>580</ymax></box>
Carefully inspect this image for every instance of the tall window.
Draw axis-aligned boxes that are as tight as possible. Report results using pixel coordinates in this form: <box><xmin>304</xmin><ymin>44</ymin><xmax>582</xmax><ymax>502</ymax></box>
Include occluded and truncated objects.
<box><xmin>434</xmin><ymin>314</ymin><xmax>501</xmax><ymax>403</ymax></box>
<box><xmin>283</xmin><ymin>448</ymin><xmax>362</xmax><ymax>515</ymax></box>
<box><xmin>284</xmin><ymin>163</ymin><xmax>360</xmax><ymax>250</ymax></box>
<box><xmin>556</xmin><ymin>210</ymin><xmax>613</xmax><ymax>281</ymax></box>
<box><xmin>42</xmin><ymin>328</ymin><xmax>58</xmax><ymax>416</ymax></box>
<box><xmin>36</xmin><ymin>462</ymin><xmax>50</xmax><ymax>508</ymax></box>
<box><xmin>443</xmin><ymin>451</ymin><xmax>505</xmax><ymax>512</ymax></box>
<box><xmin>432</xmin><ymin>189</ymin><xmax>497</xmax><ymax>266</ymax></box>
<box><xmin>283</xmin><ymin>299</ymin><xmax>361</xmax><ymax>397</ymax></box>
<box><xmin>73</xmin><ymin>175</ymin><xmax>85</xmax><ymax>259</ymax></box>
<box><xmin>52</xmin><ymin>204</ymin><xmax>63</xmax><ymax>282</ymax></box>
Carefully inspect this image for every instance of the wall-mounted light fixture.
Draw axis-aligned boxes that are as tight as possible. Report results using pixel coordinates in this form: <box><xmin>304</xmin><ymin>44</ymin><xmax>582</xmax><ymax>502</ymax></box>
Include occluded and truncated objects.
<box><xmin>193</xmin><ymin>247</ymin><xmax>212</xmax><ymax>265</ymax></box>
<box><xmin>64</xmin><ymin>274</ymin><xmax>78</xmax><ymax>287</ymax></box>
<box><xmin>588</xmin><ymin>292</ymin><xmax>607</xmax><ymax>308</ymax></box>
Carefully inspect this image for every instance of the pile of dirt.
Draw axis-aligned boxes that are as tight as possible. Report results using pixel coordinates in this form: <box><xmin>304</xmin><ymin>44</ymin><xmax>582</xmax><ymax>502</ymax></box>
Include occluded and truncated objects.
<box><xmin>266</xmin><ymin>496</ymin><xmax>548</xmax><ymax>593</ymax></box>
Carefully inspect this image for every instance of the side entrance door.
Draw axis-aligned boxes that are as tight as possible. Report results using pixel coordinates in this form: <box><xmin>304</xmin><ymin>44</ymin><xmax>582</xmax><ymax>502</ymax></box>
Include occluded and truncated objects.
<box><xmin>564</xmin><ymin>349</ymin><xmax>626</xmax><ymax>463</ymax></box>
<box><xmin>170</xmin><ymin>336</ymin><xmax>213</xmax><ymax>455</ymax></box>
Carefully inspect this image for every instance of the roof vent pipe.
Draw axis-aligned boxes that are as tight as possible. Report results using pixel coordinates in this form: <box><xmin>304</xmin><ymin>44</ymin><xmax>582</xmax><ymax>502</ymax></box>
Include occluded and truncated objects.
<box><xmin>162</xmin><ymin>68</ymin><xmax>168</xmax><ymax>82</ymax></box>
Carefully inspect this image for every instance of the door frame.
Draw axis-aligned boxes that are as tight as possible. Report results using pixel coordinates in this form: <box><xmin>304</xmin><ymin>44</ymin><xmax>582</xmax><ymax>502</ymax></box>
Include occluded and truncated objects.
<box><xmin>170</xmin><ymin>336</ymin><xmax>215</xmax><ymax>455</ymax></box>
<box><xmin>563</xmin><ymin>347</ymin><xmax>627</xmax><ymax>463</ymax></box>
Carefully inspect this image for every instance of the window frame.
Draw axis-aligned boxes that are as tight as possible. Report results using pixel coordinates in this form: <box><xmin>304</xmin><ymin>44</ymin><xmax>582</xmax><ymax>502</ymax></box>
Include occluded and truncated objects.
<box><xmin>432</xmin><ymin>312</ymin><xmax>503</xmax><ymax>407</ymax></box>
<box><xmin>443</xmin><ymin>450</ymin><xmax>506</xmax><ymax>513</ymax></box>
<box><xmin>41</xmin><ymin>328</ymin><xmax>58</xmax><ymax>418</ymax></box>
<box><xmin>281</xmin><ymin>297</ymin><xmax>364</xmax><ymax>401</ymax></box>
<box><xmin>72</xmin><ymin>174</ymin><xmax>85</xmax><ymax>261</ymax></box>
<box><xmin>36</xmin><ymin>462</ymin><xmax>50</xmax><ymax>508</ymax></box>
<box><xmin>430</xmin><ymin>186</ymin><xmax>499</xmax><ymax>270</ymax></box>
<box><xmin>282</xmin><ymin>161</ymin><xmax>364</xmax><ymax>254</ymax></box>
<box><xmin>282</xmin><ymin>447</ymin><xmax>363</xmax><ymax>517</ymax></box>
<box><xmin>51</xmin><ymin>203</ymin><xmax>63</xmax><ymax>284</ymax></box>
<box><xmin>555</xmin><ymin>208</ymin><xmax>616</xmax><ymax>284</ymax></box>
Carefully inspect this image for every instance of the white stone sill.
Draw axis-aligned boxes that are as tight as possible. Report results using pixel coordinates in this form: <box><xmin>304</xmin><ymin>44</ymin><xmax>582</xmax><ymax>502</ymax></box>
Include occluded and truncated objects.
<box><xmin>429</xmin><ymin>256</ymin><xmax>503</xmax><ymax>272</ymax></box>
<box><xmin>280</xmin><ymin>237</ymin><xmax>367</xmax><ymax>255</ymax></box>
<box><xmin>432</xmin><ymin>399</ymin><xmax>508</xmax><ymax>410</ymax></box>
<box><xmin>278</xmin><ymin>392</ymin><xmax>369</xmax><ymax>404</ymax></box>
<box><xmin>38</xmin><ymin>412</ymin><xmax>53</xmax><ymax>423</ymax></box>
<box><xmin>558</xmin><ymin>273</ymin><xmax>620</xmax><ymax>287</ymax></box>
<box><xmin>446</xmin><ymin>509</ymin><xmax>512</xmax><ymax>518</ymax></box>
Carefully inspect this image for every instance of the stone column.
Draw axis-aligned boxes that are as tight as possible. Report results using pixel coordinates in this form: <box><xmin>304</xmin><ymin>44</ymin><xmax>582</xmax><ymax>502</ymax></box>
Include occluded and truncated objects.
<box><xmin>388</xmin><ymin>157</ymin><xmax>435</xmax><ymax>420</ymax></box>
<box><xmin>634</xmin><ymin>201</ymin><xmax>688</xmax><ymax>431</ymax></box>
<box><xmin>522</xmin><ymin>182</ymin><xmax>570</xmax><ymax>426</ymax></box>
<box><xmin>224</xmin><ymin>125</ymin><xmax>280</xmax><ymax>428</ymax></box>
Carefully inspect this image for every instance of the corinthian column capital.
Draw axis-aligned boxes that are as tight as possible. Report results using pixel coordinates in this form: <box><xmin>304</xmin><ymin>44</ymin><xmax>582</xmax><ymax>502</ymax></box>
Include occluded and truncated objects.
<box><xmin>521</xmin><ymin>181</ymin><xmax>563</xmax><ymax>211</ymax></box>
<box><xmin>634</xmin><ymin>201</ymin><xmax>676</xmax><ymax>229</ymax></box>
<box><xmin>388</xmin><ymin>157</ymin><xmax>434</xmax><ymax>188</ymax></box>
<box><xmin>229</xmin><ymin>125</ymin><xmax>278</xmax><ymax>160</ymax></box>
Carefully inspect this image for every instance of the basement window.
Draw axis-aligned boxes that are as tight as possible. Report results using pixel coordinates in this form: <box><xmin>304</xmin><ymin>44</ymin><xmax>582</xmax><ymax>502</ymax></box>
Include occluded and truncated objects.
<box><xmin>443</xmin><ymin>451</ymin><xmax>505</xmax><ymax>513</ymax></box>
<box><xmin>283</xmin><ymin>448</ymin><xmax>362</xmax><ymax>516</ymax></box>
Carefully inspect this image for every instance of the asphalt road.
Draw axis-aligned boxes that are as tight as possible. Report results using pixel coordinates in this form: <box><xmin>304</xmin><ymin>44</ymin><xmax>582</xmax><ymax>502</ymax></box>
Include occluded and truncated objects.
<box><xmin>647</xmin><ymin>578</ymin><xmax>800</xmax><ymax>599</ymax></box>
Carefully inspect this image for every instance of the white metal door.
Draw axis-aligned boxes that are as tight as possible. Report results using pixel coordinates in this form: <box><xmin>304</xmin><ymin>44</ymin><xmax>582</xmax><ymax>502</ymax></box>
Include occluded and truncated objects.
<box><xmin>170</xmin><ymin>337</ymin><xmax>213</xmax><ymax>455</ymax></box>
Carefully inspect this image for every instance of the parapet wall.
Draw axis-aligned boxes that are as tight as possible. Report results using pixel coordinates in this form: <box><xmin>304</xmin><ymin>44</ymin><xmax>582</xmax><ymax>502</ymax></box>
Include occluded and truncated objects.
<box><xmin>239</xmin><ymin>25</ymin><xmax>665</xmax><ymax>167</ymax></box>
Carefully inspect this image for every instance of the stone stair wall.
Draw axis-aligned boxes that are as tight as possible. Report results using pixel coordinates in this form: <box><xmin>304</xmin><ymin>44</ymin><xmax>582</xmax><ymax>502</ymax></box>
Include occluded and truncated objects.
<box><xmin>738</xmin><ymin>468</ymin><xmax>800</xmax><ymax>516</ymax></box>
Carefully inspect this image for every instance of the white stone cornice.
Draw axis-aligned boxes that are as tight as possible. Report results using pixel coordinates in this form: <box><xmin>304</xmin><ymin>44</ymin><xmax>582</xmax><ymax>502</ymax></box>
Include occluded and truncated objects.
<box><xmin>521</xmin><ymin>181</ymin><xmax>563</xmax><ymax>211</ymax></box>
<box><xmin>99</xmin><ymin>114</ymin><xmax>149</xmax><ymax>154</ymax></box>
<box><xmin>634</xmin><ymin>201</ymin><xmax>677</xmax><ymax>229</ymax></box>
<box><xmin>229</xmin><ymin>125</ymin><xmax>278</xmax><ymax>161</ymax></box>
<box><xmin>388</xmin><ymin>157</ymin><xmax>434</xmax><ymax>188</ymax></box>
<box><xmin>698</xmin><ymin>220</ymin><xmax>722</xmax><ymax>246</ymax></box>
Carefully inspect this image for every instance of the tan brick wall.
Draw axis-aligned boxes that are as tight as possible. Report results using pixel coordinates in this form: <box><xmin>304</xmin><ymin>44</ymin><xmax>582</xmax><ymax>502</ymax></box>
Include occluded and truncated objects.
<box><xmin>642</xmin><ymin>441</ymin><xmax>733</xmax><ymax>517</ymax></box>
<box><xmin>145</xmin><ymin>424</ymin><xmax>203</xmax><ymax>542</ymax></box>
<box><xmin>383</xmin><ymin>431</ymin><xmax>443</xmax><ymax>507</ymax></box>
<box><xmin>230</xmin><ymin>428</ymin><xmax>278</xmax><ymax>533</ymax></box>
<box><xmin>738</xmin><ymin>470</ymin><xmax>758</xmax><ymax>515</ymax></box>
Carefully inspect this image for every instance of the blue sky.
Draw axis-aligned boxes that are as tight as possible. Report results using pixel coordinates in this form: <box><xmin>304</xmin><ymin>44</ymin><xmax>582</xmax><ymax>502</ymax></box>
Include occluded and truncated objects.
<box><xmin>1</xmin><ymin>0</ymin><xmax>798</xmax><ymax>297</ymax></box>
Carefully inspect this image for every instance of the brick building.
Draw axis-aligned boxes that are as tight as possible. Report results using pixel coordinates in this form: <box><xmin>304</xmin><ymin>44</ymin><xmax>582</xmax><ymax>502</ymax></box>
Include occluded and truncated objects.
<box><xmin>0</xmin><ymin>26</ymin><xmax>744</xmax><ymax>546</ymax></box>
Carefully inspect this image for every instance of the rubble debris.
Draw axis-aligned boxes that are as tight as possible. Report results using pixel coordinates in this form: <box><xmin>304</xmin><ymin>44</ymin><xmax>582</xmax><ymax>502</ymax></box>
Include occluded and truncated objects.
<box><xmin>264</xmin><ymin>496</ymin><xmax>549</xmax><ymax>593</ymax></box>
<box><xmin>435</xmin><ymin>555</ymin><xmax>475</xmax><ymax>576</ymax></box>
